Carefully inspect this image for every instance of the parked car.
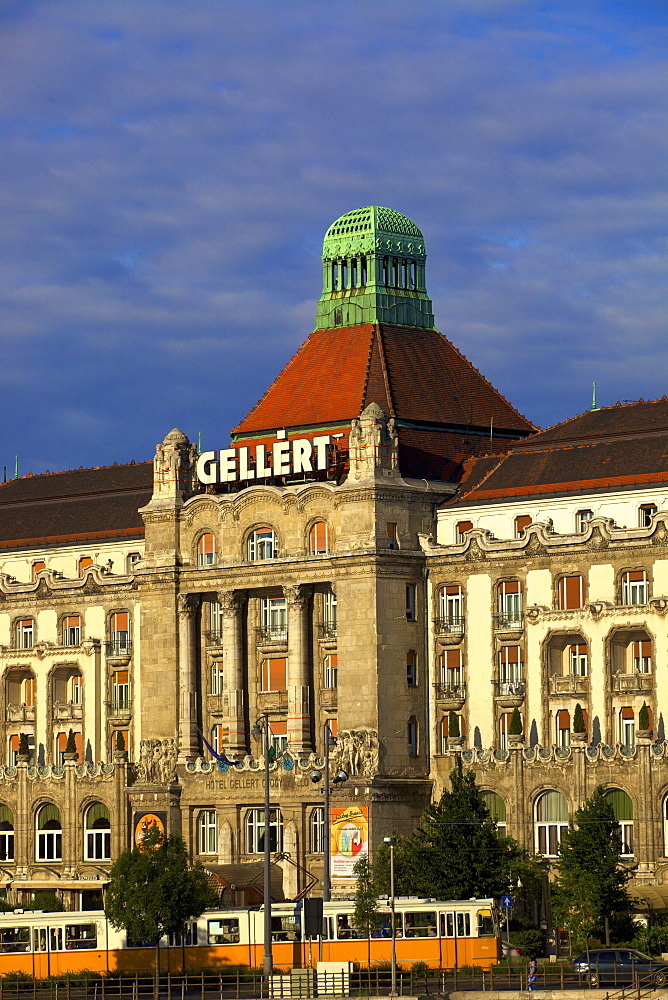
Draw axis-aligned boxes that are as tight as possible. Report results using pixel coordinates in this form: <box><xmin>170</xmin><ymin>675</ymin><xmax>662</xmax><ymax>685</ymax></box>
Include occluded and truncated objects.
<box><xmin>501</xmin><ymin>940</ymin><xmax>523</xmax><ymax>959</ymax></box>
<box><xmin>573</xmin><ymin>948</ymin><xmax>668</xmax><ymax>987</ymax></box>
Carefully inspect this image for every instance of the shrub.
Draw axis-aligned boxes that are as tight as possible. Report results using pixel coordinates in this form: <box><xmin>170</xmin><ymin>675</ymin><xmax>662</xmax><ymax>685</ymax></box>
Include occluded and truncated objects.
<box><xmin>448</xmin><ymin>711</ymin><xmax>460</xmax><ymax>738</ymax></box>
<box><xmin>18</xmin><ymin>733</ymin><xmax>31</xmax><ymax>756</ymax></box>
<box><xmin>639</xmin><ymin>702</ymin><xmax>650</xmax><ymax>731</ymax></box>
<box><xmin>65</xmin><ymin>729</ymin><xmax>78</xmax><ymax>757</ymax></box>
<box><xmin>509</xmin><ymin>707</ymin><xmax>522</xmax><ymax>736</ymax></box>
<box><xmin>115</xmin><ymin>730</ymin><xmax>126</xmax><ymax>752</ymax></box>
<box><xmin>573</xmin><ymin>703</ymin><xmax>586</xmax><ymax>733</ymax></box>
<box><xmin>25</xmin><ymin>891</ymin><xmax>65</xmax><ymax>913</ymax></box>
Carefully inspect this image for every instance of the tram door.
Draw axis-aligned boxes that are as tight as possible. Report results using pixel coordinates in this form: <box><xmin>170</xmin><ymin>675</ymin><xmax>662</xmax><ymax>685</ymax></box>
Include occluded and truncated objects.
<box><xmin>33</xmin><ymin>925</ymin><xmax>62</xmax><ymax>978</ymax></box>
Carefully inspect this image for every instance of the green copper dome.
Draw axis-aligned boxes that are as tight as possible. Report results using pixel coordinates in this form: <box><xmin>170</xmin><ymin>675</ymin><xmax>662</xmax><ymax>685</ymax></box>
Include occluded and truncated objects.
<box><xmin>315</xmin><ymin>206</ymin><xmax>434</xmax><ymax>331</ymax></box>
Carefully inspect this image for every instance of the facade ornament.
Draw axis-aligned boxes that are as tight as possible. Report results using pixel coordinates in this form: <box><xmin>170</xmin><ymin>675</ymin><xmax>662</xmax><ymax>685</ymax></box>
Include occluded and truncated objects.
<box><xmin>218</xmin><ymin>590</ymin><xmax>247</xmax><ymax>617</ymax></box>
<box><xmin>152</xmin><ymin>428</ymin><xmax>195</xmax><ymax>500</ymax></box>
<box><xmin>347</xmin><ymin>404</ymin><xmax>401</xmax><ymax>481</ymax></box>
<box><xmin>283</xmin><ymin>583</ymin><xmax>312</xmax><ymax>608</ymax></box>
<box><xmin>177</xmin><ymin>593</ymin><xmax>199</xmax><ymax>619</ymax></box>
<box><xmin>136</xmin><ymin>738</ymin><xmax>178</xmax><ymax>784</ymax></box>
<box><xmin>333</xmin><ymin>728</ymin><xmax>379</xmax><ymax>778</ymax></box>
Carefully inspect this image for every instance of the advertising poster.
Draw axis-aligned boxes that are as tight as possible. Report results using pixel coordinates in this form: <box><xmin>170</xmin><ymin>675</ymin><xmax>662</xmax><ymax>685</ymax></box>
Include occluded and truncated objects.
<box><xmin>330</xmin><ymin>805</ymin><xmax>369</xmax><ymax>878</ymax></box>
<box><xmin>133</xmin><ymin>811</ymin><xmax>166</xmax><ymax>848</ymax></box>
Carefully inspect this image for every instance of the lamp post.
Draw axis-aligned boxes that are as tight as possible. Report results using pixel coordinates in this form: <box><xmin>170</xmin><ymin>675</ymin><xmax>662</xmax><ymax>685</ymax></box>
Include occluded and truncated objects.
<box><xmin>251</xmin><ymin>714</ymin><xmax>273</xmax><ymax>978</ymax></box>
<box><xmin>384</xmin><ymin>836</ymin><xmax>397</xmax><ymax>996</ymax></box>
<box><xmin>323</xmin><ymin>721</ymin><xmax>336</xmax><ymax>903</ymax></box>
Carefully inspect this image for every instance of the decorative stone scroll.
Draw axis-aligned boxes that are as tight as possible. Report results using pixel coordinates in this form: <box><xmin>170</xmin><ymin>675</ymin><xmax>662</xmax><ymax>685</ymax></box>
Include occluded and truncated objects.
<box><xmin>136</xmin><ymin>738</ymin><xmax>178</xmax><ymax>784</ymax></box>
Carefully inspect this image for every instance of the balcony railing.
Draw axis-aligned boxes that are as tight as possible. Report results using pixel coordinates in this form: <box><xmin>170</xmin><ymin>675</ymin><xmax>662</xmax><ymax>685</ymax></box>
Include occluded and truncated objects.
<box><xmin>549</xmin><ymin>674</ymin><xmax>588</xmax><ymax>696</ymax></box>
<box><xmin>105</xmin><ymin>639</ymin><xmax>132</xmax><ymax>657</ymax></box>
<box><xmin>493</xmin><ymin>613</ymin><xmax>524</xmax><ymax>632</ymax></box>
<box><xmin>495</xmin><ymin>679</ymin><xmax>526</xmax><ymax>698</ymax></box>
<box><xmin>317</xmin><ymin>621</ymin><xmax>338</xmax><ymax>640</ymax></box>
<box><xmin>433</xmin><ymin>617</ymin><xmax>465</xmax><ymax>636</ymax></box>
<box><xmin>109</xmin><ymin>699</ymin><xmax>132</xmax><ymax>716</ymax></box>
<box><xmin>53</xmin><ymin>701</ymin><xmax>84</xmax><ymax>722</ymax></box>
<box><xmin>6</xmin><ymin>704</ymin><xmax>35</xmax><ymax>723</ymax></box>
<box><xmin>255</xmin><ymin>626</ymin><xmax>288</xmax><ymax>644</ymax></box>
<box><xmin>434</xmin><ymin>682</ymin><xmax>466</xmax><ymax>703</ymax></box>
<box><xmin>612</xmin><ymin>672</ymin><xmax>653</xmax><ymax>694</ymax></box>
<box><xmin>204</xmin><ymin>630</ymin><xmax>224</xmax><ymax>647</ymax></box>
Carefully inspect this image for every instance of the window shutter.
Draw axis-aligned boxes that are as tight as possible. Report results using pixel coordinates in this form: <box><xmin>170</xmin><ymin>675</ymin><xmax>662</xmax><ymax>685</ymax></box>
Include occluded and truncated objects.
<box><xmin>501</xmin><ymin>581</ymin><xmax>520</xmax><ymax>595</ymax></box>
<box><xmin>112</xmin><ymin>612</ymin><xmax>130</xmax><ymax>632</ymax></box>
<box><xmin>561</xmin><ymin>575</ymin><xmax>584</xmax><ymax>610</ymax></box>
<box><xmin>263</xmin><ymin>658</ymin><xmax>287</xmax><ymax>692</ymax></box>
<box><xmin>621</xmin><ymin>706</ymin><xmax>634</xmax><ymax>720</ymax></box>
<box><xmin>446</xmin><ymin>585</ymin><xmax>461</xmax><ymax>595</ymax></box>
<box><xmin>457</xmin><ymin>520</ymin><xmax>473</xmax><ymax>535</ymax></box>
<box><xmin>270</xmin><ymin>720</ymin><xmax>287</xmax><ymax>736</ymax></box>
<box><xmin>24</xmin><ymin>677</ymin><xmax>35</xmax><ymax>706</ymax></box>
<box><xmin>114</xmin><ymin>670</ymin><xmax>129</xmax><ymax>685</ymax></box>
<box><xmin>57</xmin><ymin>732</ymin><xmax>68</xmax><ymax>752</ymax></box>
<box><xmin>325</xmin><ymin>718</ymin><xmax>338</xmax><ymax>737</ymax></box>
<box><xmin>515</xmin><ymin>515</ymin><xmax>532</xmax><ymax>534</ymax></box>
<box><xmin>446</xmin><ymin>649</ymin><xmax>461</xmax><ymax>669</ymax></box>
<box><xmin>9</xmin><ymin>735</ymin><xmax>19</xmax><ymax>752</ymax></box>
<box><xmin>557</xmin><ymin>709</ymin><xmax>570</xmax><ymax>729</ymax></box>
<box><xmin>628</xmin><ymin>571</ymin><xmax>646</xmax><ymax>582</ymax></box>
<box><xmin>79</xmin><ymin>557</ymin><xmax>93</xmax><ymax>576</ymax></box>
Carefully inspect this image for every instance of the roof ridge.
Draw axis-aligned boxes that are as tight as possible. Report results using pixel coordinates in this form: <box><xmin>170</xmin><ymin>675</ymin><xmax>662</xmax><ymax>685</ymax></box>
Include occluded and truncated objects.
<box><xmin>375</xmin><ymin>325</ymin><xmax>397</xmax><ymax>417</ymax></box>
<box><xmin>360</xmin><ymin>324</ymin><xmax>378</xmax><ymax>415</ymax></box>
<box><xmin>0</xmin><ymin>459</ymin><xmax>151</xmax><ymax>488</ymax></box>
<box><xmin>518</xmin><ymin>395</ymin><xmax>668</xmax><ymax>440</ymax></box>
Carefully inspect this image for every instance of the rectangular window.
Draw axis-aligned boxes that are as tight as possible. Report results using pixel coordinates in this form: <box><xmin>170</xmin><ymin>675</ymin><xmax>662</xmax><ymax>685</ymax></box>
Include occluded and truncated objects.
<box><xmin>441</xmin><ymin>648</ymin><xmax>463</xmax><ymax>690</ymax></box>
<box><xmin>110</xmin><ymin>612</ymin><xmax>130</xmax><ymax>652</ymax></box>
<box><xmin>70</xmin><ymin>675</ymin><xmax>83</xmax><ymax>705</ymax></box>
<box><xmin>406</xmin><ymin>650</ymin><xmax>417</xmax><ymax>687</ymax></box>
<box><xmin>0</xmin><ymin>928</ymin><xmax>29</xmax><ymax>953</ymax></box>
<box><xmin>62</xmin><ymin>615</ymin><xmax>81</xmax><ymax>646</ymax></box>
<box><xmin>260</xmin><ymin>598</ymin><xmax>288</xmax><ymax>640</ymax></box>
<box><xmin>407</xmin><ymin>719</ymin><xmax>418</xmax><ymax>756</ymax></box>
<box><xmin>209</xmin><ymin>600</ymin><xmax>222</xmax><ymax>639</ymax></box>
<box><xmin>387</xmin><ymin>522</ymin><xmax>399</xmax><ymax>550</ymax></box>
<box><xmin>325</xmin><ymin>717</ymin><xmax>338</xmax><ymax>737</ymax></box>
<box><xmin>515</xmin><ymin>515</ymin><xmax>532</xmax><ymax>537</ymax></box>
<box><xmin>63</xmin><ymin>924</ymin><xmax>97</xmax><ymax>950</ymax></box>
<box><xmin>32</xmin><ymin>561</ymin><xmax>46</xmax><ymax>580</ymax></box>
<box><xmin>17</xmin><ymin>619</ymin><xmax>34</xmax><ymax>649</ymax></box>
<box><xmin>261</xmin><ymin>657</ymin><xmax>287</xmax><ymax>692</ymax></box>
<box><xmin>497</xmin><ymin>581</ymin><xmax>522</xmax><ymax>625</ymax></box>
<box><xmin>622</xmin><ymin>571</ymin><xmax>648</xmax><ymax>606</ymax></box>
<box><xmin>633</xmin><ymin>640</ymin><xmax>652</xmax><ymax>674</ymax></box>
<box><xmin>639</xmin><ymin>504</ymin><xmax>657</xmax><ymax>527</ymax></box>
<box><xmin>406</xmin><ymin>584</ymin><xmax>417</xmax><ymax>621</ymax></box>
<box><xmin>198</xmin><ymin>810</ymin><xmax>217</xmax><ymax>855</ymax></box>
<box><xmin>23</xmin><ymin>676</ymin><xmax>35</xmax><ymax>707</ymax></box>
<box><xmin>439</xmin><ymin>585</ymin><xmax>463</xmax><ymax>623</ymax></box>
<box><xmin>323</xmin><ymin>590</ymin><xmax>337</xmax><ymax>629</ymax></box>
<box><xmin>208</xmin><ymin>918</ymin><xmax>240</xmax><ymax>945</ymax></box>
<box><xmin>269</xmin><ymin>719</ymin><xmax>288</xmax><ymax>756</ymax></box>
<box><xmin>324</xmin><ymin>654</ymin><xmax>338</xmax><ymax>689</ymax></box>
<box><xmin>210</xmin><ymin>662</ymin><xmax>224</xmax><ymax>695</ymax></box>
<box><xmin>569</xmin><ymin>644</ymin><xmax>588</xmax><ymax>676</ymax></box>
<box><xmin>112</xmin><ymin>671</ymin><xmax>130</xmax><ymax>710</ymax></box>
<box><xmin>576</xmin><ymin>510</ymin><xmax>593</xmax><ymax>532</ymax></box>
<box><xmin>498</xmin><ymin>647</ymin><xmax>524</xmax><ymax>694</ymax></box>
<box><xmin>556</xmin><ymin>709</ymin><xmax>570</xmax><ymax>748</ymax></box>
<box><xmin>404</xmin><ymin>912</ymin><xmax>437</xmax><ymax>938</ymax></box>
<box><xmin>558</xmin><ymin>575</ymin><xmax>584</xmax><ymax>610</ymax></box>
<box><xmin>456</xmin><ymin>520</ymin><xmax>473</xmax><ymax>542</ymax></box>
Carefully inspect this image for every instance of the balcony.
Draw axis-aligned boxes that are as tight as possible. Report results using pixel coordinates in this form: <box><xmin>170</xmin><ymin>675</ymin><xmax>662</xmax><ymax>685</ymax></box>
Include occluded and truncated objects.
<box><xmin>255</xmin><ymin>626</ymin><xmax>288</xmax><ymax>652</ymax></box>
<box><xmin>108</xmin><ymin>698</ymin><xmax>132</xmax><ymax>719</ymax></box>
<box><xmin>549</xmin><ymin>674</ymin><xmax>589</xmax><ymax>697</ymax></box>
<box><xmin>6</xmin><ymin>704</ymin><xmax>35</xmax><ymax>724</ymax></box>
<box><xmin>494</xmin><ymin>679</ymin><xmax>525</xmax><ymax>708</ymax></box>
<box><xmin>53</xmin><ymin>701</ymin><xmax>84</xmax><ymax>722</ymax></box>
<box><xmin>105</xmin><ymin>639</ymin><xmax>132</xmax><ymax>666</ymax></box>
<box><xmin>317</xmin><ymin>621</ymin><xmax>338</xmax><ymax>649</ymax></box>
<box><xmin>434</xmin><ymin>682</ymin><xmax>466</xmax><ymax>711</ymax></box>
<box><xmin>612</xmin><ymin>672</ymin><xmax>653</xmax><ymax>694</ymax></box>
<box><xmin>256</xmin><ymin>690</ymin><xmax>288</xmax><ymax>712</ymax></box>
<box><xmin>204</xmin><ymin>630</ymin><xmax>225</xmax><ymax>655</ymax></box>
<box><xmin>493</xmin><ymin>613</ymin><xmax>524</xmax><ymax>638</ymax></box>
<box><xmin>433</xmin><ymin>617</ymin><xmax>465</xmax><ymax>645</ymax></box>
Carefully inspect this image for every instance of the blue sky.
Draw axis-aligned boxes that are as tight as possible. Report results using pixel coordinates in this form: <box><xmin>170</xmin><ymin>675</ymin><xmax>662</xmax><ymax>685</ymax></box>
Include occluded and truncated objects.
<box><xmin>0</xmin><ymin>0</ymin><xmax>666</xmax><ymax>474</ymax></box>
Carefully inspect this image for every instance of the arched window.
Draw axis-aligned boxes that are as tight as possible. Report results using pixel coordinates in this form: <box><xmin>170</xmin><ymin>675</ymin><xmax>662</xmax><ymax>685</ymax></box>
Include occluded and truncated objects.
<box><xmin>605</xmin><ymin>789</ymin><xmax>634</xmax><ymax>857</ymax></box>
<box><xmin>198</xmin><ymin>810</ymin><xmax>217</xmax><ymax>855</ymax></box>
<box><xmin>248</xmin><ymin>527</ymin><xmax>277</xmax><ymax>561</ymax></box>
<box><xmin>0</xmin><ymin>806</ymin><xmax>14</xmax><ymax>861</ymax></box>
<box><xmin>534</xmin><ymin>790</ymin><xmax>568</xmax><ymax>857</ymax></box>
<box><xmin>310</xmin><ymin>807</ymin><xmax>326</xmax><ymax>853</ymax></box>
<box><xmin>36</xmin><ymin>804</ymin><xmax>62</xmax><ymax>861</ymax></box>
<box><xmin>482</xmin><ymin>791</ymin><xmax>506</xmax><ymax>836</ymax></box>
<box><xmin>245</xmin><ymin>808</ymin><xmax>283</xmax><ymax>854</ymax></box>
<box><xmin>309</xmin><ymin>521</ymin><xmax>330</xmax><ymax>555</ymax></box>
<box><xmin>620</xmin><ymin>707</ymin><xmax>635</xmax><ymax>748</ymax></box>
<box><xmin>84</xmin><ymin>803</ymin><xmax>111</xmax><ymax>860</ymax></box>
<box><xmin>197</xmin><ymin>533</ymin><xmax>217</xmax><ymax>566</ymax></box>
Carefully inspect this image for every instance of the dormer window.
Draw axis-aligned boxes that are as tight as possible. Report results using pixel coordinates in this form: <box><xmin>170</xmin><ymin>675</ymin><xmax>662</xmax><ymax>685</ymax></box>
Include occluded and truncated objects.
<box><xmin>32</xmin><ymin>561</ymin><xmax>46</xmax><ymax>581</ymax></box>
<box><xmin>639</xmin><ymin>504</ymin><xmax>657</xmax><ymax>527</ymax></box>
<box><xmin>456</xmin><ymin>520</ymin><xmax>473</xmax><ymax>543</ymax></box>
<box><xmin>515</xmin><ymin>515</ymin><xmax>532</xmax><ymax>538</ymax></box>
<box><xmin>79</xmin><ymin>557</ymin><xmax>93</xmax><ymax>577</ymax></box>
<box><xmin>575</xmin><ymin>510</ymin><xmax>593</xmax><ymax>533</ymax></box>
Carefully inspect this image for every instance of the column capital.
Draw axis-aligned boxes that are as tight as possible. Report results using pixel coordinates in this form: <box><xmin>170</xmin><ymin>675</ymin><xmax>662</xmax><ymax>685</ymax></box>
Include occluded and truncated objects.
<box><xmin>177</xmin><ymin>593</ymin><xmax>199</xmax><ymax>619</ymax></box>
<box><xmin>217</xmin><ymin>589</ymin><xmax>247</xmax><ymax>616</ymax></box>
<box><xmin>283</xmin><ymin>583</ymin><xmax>313</xmax><ymax>608</ymax></box>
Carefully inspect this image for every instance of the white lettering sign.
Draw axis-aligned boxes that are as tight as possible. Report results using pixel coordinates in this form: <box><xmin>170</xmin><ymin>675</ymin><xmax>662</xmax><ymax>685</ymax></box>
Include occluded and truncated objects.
<box><xmin>196</xmin><ymin>432</ymin><xmax>332</xmax><ymax>486</ymax></box>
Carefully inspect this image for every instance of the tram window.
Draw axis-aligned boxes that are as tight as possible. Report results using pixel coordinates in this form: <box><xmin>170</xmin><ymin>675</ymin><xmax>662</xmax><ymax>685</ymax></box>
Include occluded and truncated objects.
<box><xmin>441</xmin><ymin>911</ymin><xmax>470</xmax><ymax>937</ymax></box>
<box><xmin>0</xmin><ymin>928</ymin><xmax>29</xmax><ymax>952</ymax></box>
<box><xmin>336</xmin><ymin>915</ymin><xmax>360</xmax><ymax>939</ymax></box>
<box><xmin>321</xmin><ymin>916</ymin><xmax>332</xmax><ymax>940</ymax></box>
<box><xmin>168</xmin><ymin>923</ymin><xmax>198</xmax><ymax>946</ymax></box>
<box><xmin>207</xmin><ymin>918</ymin><xmax>239</xmax><ymax>945</ymax></box>
<box><xmin>65</xmin><ymin>924</ymin><xmax>97</xmax><ymax>950</ymax></box>
<box><xmin>457</xmin><ymin>912</ymin><xmax>470</xmax><ymax>937</ymax></box>
<box><xmin>477</xmin><ymin>909</ymin><xmax>495</xmax><ymax>937</ymax></box>
<box><xmin>271</xmin><ymin>916</ymin><xmax>300</xmax><ymax>942</ymax></box>
<box><xmin>50</xmin><ymin>928</ymin><xmax>63</xmax><ymax>951</ymax></box>
<box><xmin>404</xmin><ymin>912</ymin><xmax>437</xmax><ymax>938</ymax></box>
<box><xmin>34</xmin><ymin>929</ymin><xmax>48</xmax><ymax>953</ymax></box>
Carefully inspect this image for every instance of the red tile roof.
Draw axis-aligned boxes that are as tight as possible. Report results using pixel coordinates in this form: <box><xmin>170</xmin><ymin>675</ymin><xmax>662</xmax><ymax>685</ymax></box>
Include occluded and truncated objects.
<box><xmin>449</xmin><ymin>399</ymin><xmax>668</xmax><ymax>505</ymax></box>
<box><xmin>233</xmin><ymin>323</ymin><xmax>534</xmax><ymax>436</ymax></box>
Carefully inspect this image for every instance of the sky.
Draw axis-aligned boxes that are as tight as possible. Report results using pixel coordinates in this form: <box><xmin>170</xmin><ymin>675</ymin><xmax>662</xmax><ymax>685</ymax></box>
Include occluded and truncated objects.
<box><xmin>0</xmin><ymin>0</ymin><xmax>666</xmax><ymax>476</ymax></box>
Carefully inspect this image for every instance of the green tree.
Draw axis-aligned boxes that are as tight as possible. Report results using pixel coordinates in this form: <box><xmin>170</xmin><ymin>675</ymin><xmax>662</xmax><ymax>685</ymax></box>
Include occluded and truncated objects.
<box><xmin>552</xmin><ymin>786</ymin><xmax>633</xmax><ymax>952</ymax></box>
<box><xmin>105</xmin><ymin>831</ymin><xmax>216</xmax><ymax>997</ymax></box>
<box><xmin>65</xmin><ymin>729</ymin><xmax>78</xmax><ymax>757</ymax></box>
<box><xmin>639</xmin><ymin>702</ymin><xmax>650</xmax><ymax>731</ymax></box>
<box><xmin>509</xmin><ymin>707</ymin><xmax>522</xmax><ymax>736</ymax></box>
<box><xmin>573</xmin><ymin>703</ymin><xmax>586</xmax><ymax>734</ymax></box>
<box><xmin>448</xmin><ymin>711</ymin><xmax>460</xmax><ymax>738</ymax></box>
<box><xmin>374</xmin><ymin>758</ymin><xmax>539</xmax><ymax>901</ymax></box>
<box><xmin>353</xmin><ymin>854</ymin><xmax>381</xmax><ymax>969</ymax></box>
<box><xmin>25</xmin><ymin>891</ymin><xmax>65</xmax><ymax>912</ymax></box>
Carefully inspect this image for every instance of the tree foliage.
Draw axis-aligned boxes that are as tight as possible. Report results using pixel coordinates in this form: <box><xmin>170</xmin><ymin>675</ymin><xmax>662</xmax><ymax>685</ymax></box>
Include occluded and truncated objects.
<box><xmin>639</xmin><ymin>702</ymin><xmax>650</xmax><ymax>731</ymax></box>
<box><xmin>448</xmin><ymin>711</ymin><xmax>459</xmax><ymax>738</ymax></box>
<box><xmin>65</xmin><ymin>729</ymin><xmax>77</xmax><ymax>756</ymax></box>
<box><xmin>573</xmin><ymin>703</ymin><xmax>586</xmax><ymax>734</ymax></box>
<box><xmin>374</xmin><ymin>758</ymin><xmax>540</xmax><ymax>900</ymax></box>
<box><xmin>552</xmin><ymin>786</ymin><xmax>633</xmax><ymax>951</ymax></box>
<box><xmin>509</xmin><ymin>708</ymin><xmax>522</xmax><ymax>735</ymax></box>
<box><xmin>352</xmin><ymin>855</ymin><xmax>381</xmax><ymax>937</ymax></box>
<box><xmin>105</xmin><ymin>832</ymin><xmax>216</xmax><ymax>947</ymax></box>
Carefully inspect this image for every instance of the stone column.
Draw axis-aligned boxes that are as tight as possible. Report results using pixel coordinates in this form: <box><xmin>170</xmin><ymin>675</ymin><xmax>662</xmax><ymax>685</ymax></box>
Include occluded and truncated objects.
<box><xmin>220</xmin><ymin>590</ymin><xmax>247</xmax><ymax>754</ymax></box>
<box><xmin>284</xmin><ymin>584</ymin><xmax>313</xmax><ymax>754</ymax></box>
<box><xmin>177</xmin><ymin>594</ymin><xmax>200</xmax><ymax>762</ymax></box>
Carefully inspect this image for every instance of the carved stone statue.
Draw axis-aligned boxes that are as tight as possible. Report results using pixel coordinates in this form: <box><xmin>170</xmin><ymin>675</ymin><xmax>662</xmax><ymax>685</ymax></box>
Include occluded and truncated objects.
<box><xmin>347</xmin><ymin>404</ymin><xmax>400</xmax><ymax>481</ymax></box>
<box><xmin>152</xmin><ymin>428</ymin><xmax>193</xmax><ymax>499</ymax></box>
<box><xmin>137</xmin><ymin>737</ymin><xmax>178</xmax><ymax>784</ymax></box>
<box><xmin>333</xmin><ymin>728</ymin><xmax>379</xmax><ymax>778</ymax></box>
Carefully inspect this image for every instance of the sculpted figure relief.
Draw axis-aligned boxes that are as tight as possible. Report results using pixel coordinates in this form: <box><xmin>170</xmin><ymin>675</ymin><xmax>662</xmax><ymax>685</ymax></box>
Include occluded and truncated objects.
<box><xmin>333</xmin><ymin>728</ymin><xmax>379</xmax><ymax>778</ymax></box>
<box><xmin>137</xmin><ymin>738</ymin><xmax>178</xmax><ymax>784</ymax></box>
<box><xmin>348</xmin><ymin>404</ymin><xmax>400</xmax><ymax>480</ymax></box>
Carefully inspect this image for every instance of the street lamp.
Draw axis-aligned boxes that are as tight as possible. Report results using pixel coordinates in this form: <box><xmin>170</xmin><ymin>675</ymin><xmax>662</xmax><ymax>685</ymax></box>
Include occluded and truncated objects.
<box><xmin>310</xmin><ymin>723</ymin><xmax>347</xmax><ymax>904</ymax></box>
<box><xmin>383</xmin><ymin>836</ymin><xmax>397</xmax><ymax>996</ymax></box>
<box><xmin>251</xmin><ymin>714</ymin><xmax>273</xmax><ymax>978</ymax></box>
